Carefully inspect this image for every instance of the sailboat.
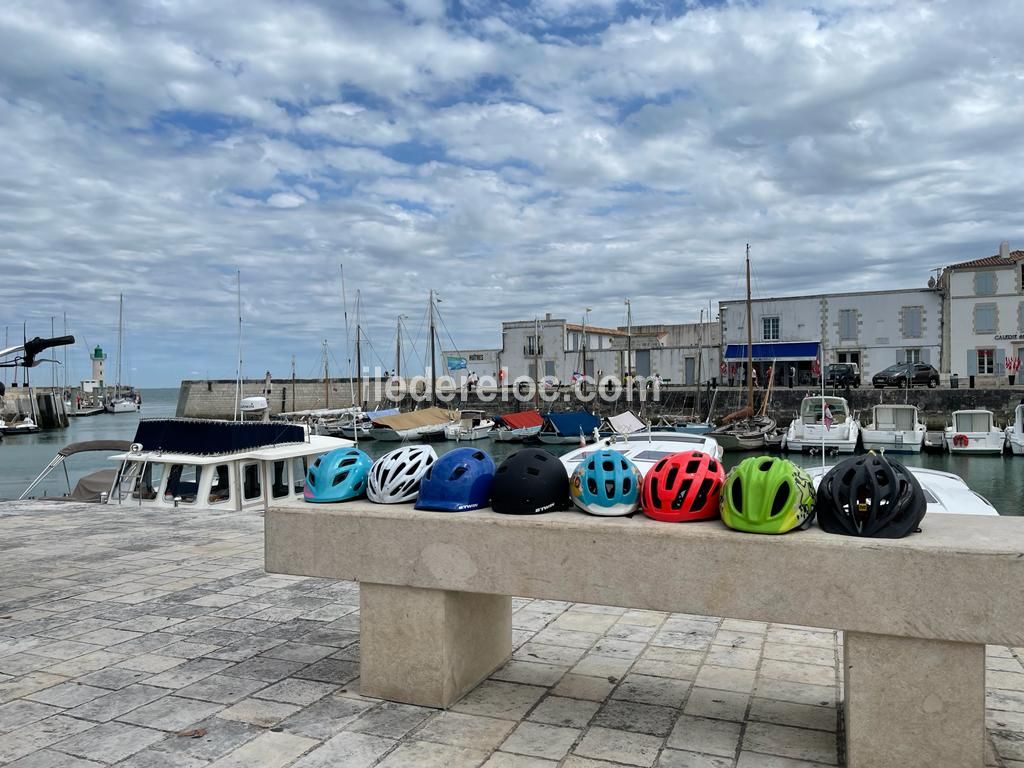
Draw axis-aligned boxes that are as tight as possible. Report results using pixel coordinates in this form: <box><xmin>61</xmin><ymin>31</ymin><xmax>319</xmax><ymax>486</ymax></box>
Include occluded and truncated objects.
<box><xmin>105</xmin><ymin>294</ymin><xmax>139</xmax><ymax>414</ymax></box>
<box><xmin>711</xmin><ymin>245</ymin><xmax>776</xmax><ymax>451</ymax></box>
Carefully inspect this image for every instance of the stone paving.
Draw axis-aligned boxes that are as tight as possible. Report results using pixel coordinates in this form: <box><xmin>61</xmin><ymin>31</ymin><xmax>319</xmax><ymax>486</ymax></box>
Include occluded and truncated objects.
<box><xmin>0</xmin><ymin>501</ymin><xmax>1022</xmax><ymax>767</ymax></box>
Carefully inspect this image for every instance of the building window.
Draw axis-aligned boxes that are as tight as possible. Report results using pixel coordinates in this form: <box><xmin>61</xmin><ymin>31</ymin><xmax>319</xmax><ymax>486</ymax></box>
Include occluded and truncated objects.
<box><xmin>978</xmin><ymin>348</ymin><xmax>995</xmax><ymax>375</ymax></box>
<box><xmin>544</xmin><ymin>360</ymin><xmax>556</xmax><ymax>377</ymax></box>
<box><xmin>905</xmin><ymin>349</ymin><xmax>922</xmax><ymax>364</ymax></box>
<box><xmin>974</xmin><ymin>303</ymin><xmax>997</xmax><ymax>334</ymax></box>
<box><xmin>975</xmin><ymin>272</ymin><xmax>996</xmax><ymax>296</ymax></box>
<box><xmin>762</xmin><ymin>316</ymin><xmax>780</xmax><ymax>341</ymax></box>
<box><xmin>902</xmin><ymin>306</ymin><xmax>923</xmax><ymax>338</ymax></box>
<box><xmin>1018</xmin><ymin>302</ymin><xmax>1024</xmax><ymax>333</ymax></box>
<box><xmin>838</xmin><ymin>309</ymin><xmax>858</xmax><ymax>341</ymax></box>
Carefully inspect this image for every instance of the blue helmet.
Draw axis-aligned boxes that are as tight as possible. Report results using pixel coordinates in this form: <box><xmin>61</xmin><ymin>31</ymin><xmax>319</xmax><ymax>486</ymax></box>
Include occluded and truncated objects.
<box><xmin>304</xmin><ymin>447</ymin><xmax>372</xmax><ymax>503</ymax></box>
<box><xmin>570</xmin><ymin>449</ymin><xmax>642</xmax><ymax>516</ymax></box>
<box><xmin>414</xmin><ymin>447</ymin><xmax>496</xmax><ymax>512</ymax></box>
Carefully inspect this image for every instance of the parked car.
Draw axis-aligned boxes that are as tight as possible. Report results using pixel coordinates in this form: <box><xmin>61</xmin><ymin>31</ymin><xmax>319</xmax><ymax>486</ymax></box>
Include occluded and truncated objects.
<box><xmin>825</xmin><ymin>363</ymin><xmax>861</xmax><ymax>387</ymax></box>
<box><xmin>872</xmin><ymin>362</ymin><xmax>940</xmax><ymax>389</ymax></box>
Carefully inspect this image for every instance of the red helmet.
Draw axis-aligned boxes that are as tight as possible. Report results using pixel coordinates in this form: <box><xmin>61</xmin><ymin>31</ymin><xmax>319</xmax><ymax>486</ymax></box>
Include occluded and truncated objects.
<box><xmin>642</xmin><ymin>450</ymin><xmax>725</xmax><ymax>522</ymax></box>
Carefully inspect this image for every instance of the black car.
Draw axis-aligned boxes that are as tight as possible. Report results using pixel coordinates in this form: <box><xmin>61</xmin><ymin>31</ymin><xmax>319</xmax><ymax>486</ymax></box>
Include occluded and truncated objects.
<box><xmin>872</xmin><ymin>362</ymin><xmax>940</xmax><ymax>389</ymax></box>
<box><xmin>825</xmin><ymin>363</ymin><xmax>860</xmax><ymax>387</ymax></box>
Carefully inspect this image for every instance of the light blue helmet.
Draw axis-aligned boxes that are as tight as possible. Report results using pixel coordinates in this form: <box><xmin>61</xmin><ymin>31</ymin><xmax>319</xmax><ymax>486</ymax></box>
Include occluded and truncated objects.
<box><xmin>304</xmin><ymin>447</ymin><xmax>372</xmax><ymax>503</ymax></box>
<box><xmin>570</xmin><ymin>449</ymin><xmax>642</xmax><ymax>516</ymax></box>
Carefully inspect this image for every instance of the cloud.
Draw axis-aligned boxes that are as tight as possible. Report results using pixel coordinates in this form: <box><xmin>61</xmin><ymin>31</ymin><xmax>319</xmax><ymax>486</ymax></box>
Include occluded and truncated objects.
<box><xmin>0</xmin><ymin>0</ymin><xmax>1022</xmax><ymax>386</ymax></box>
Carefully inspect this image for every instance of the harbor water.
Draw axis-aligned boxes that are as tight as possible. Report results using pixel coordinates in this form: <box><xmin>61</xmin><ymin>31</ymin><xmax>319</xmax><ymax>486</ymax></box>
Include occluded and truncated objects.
<box><xmin>0</xmin><ymin>387</ymin><xmax>1020</xmax><ymax>515</ymax></box>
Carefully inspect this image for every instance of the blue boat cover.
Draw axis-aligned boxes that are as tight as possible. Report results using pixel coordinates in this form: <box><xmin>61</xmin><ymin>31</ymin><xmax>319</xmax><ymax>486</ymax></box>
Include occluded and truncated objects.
<box><xmin>724</xmin><ymin>342</ymin><xmax>819</xmax><ymax>361</ymax></box>
<box><xmin>543</xmin><ymin>411</ymin><xmax>601</xmax><ymax>435</ymax></box>
<box><xmin>132</xmin><ymin>419</ymin><xmax>306</xmax><ymax>456</ymax></box>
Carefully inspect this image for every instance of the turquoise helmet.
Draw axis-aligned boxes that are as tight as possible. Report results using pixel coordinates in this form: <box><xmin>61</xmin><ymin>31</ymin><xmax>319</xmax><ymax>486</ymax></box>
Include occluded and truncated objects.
<box><xmin>304</xmin><ymin>447</ymin><xmax>372</xmax><ymax>503</ymax></box>
<box><xmin>570</xmin><ymin>449</ymin><xmax>642</xmax><ymax>516</ymax></box>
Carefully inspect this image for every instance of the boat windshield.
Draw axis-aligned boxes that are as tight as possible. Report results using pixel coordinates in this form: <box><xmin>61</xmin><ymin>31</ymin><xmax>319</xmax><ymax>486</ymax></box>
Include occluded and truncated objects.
<box><xmin>801</xmin><ymin>398</ymin><xmax>848</xmax><ymax>422</ymax></box>
<box><xmin>954</xmin><ymin>412</ymin><xmax>992</xmax><ymax>432</ymax></box>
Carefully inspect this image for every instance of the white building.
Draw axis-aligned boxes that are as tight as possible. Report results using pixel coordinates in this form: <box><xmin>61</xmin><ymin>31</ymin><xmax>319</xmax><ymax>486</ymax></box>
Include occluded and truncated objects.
<box><xmin>719</xmin><ymin>287</ymin><xmax>942</xmax><ymax>385</ymax></box>
<box><xmin>448</xmin><ymin>314</ymin><xmax>720</xmax><ymax>385</ymax></box>
<box><xmin>940</xmin><ymin>241</ymin><xmax>1024</xmax><ymax>381</ymax></box>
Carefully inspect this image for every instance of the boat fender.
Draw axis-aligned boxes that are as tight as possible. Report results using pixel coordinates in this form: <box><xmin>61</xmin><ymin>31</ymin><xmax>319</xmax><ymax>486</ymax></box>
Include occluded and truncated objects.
<box><xmin>952</xmin><ymin>433</ymin><xmax>969</xmax><ymax>448</ymax></box>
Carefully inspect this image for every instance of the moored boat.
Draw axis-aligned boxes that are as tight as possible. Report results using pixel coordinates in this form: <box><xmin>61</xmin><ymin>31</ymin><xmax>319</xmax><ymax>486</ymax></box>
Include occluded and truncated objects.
<box><xmin>21</xmin><ymin>418</ymin><xmax>350</xmax><ymax>511</ymax></box>
<box><xmin>784</xmin><ymin>396</ymin><xmax>860</xmax><ymax>454</ymax></box>
<box><xmin>445</xmin><ymin>409</ymin><xmax>495</xmax><ymax>441</ymax></box>
<box><xmin>559</xmin><ymin>431</ymin><xmax>723</xmax><ymax>478</ymax></box>
<box><xmin>805</xmin><ymin>465</ymin><xmax>997</xmax><ymax>516</ymax></box>
<box><xmin>861</xmin><ymin>404</ymin><xmax>925</xmax><ymax>453</ymax></box>
<box><xmin>369</xmin><ymin>406</ymin><xmax>456</xmax><ymax>442</ymax></box>
<box><xmin>1006</xmin><ymin>403</ymin><xmax>1024</xmax><ymax>456</ymax></box>
<box><xmin>493</xmin><ymin>410</ymin><xmax>543</xmax><ymax>442</ymax></box>
<box><xmin>944</xmin><ymin>410</ymin><xmax>1004</xmax><ymax>455</ymax></box>
<box><xmin>0</xmin><ymin>416</ymin><xmax>41</xmax><ymax>435</ymax></box>
<box><xmin>538</xmin><ymin>411</ymin><xmax>601</xmax><ymax>444</ymax></box>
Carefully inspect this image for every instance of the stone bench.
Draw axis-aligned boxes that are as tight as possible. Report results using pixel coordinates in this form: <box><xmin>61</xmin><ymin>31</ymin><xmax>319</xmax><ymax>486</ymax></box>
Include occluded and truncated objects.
<box><xmin>265</xmin><ymin>502</ymin><xmax>1024</xmax><ymax>768</ymax></box>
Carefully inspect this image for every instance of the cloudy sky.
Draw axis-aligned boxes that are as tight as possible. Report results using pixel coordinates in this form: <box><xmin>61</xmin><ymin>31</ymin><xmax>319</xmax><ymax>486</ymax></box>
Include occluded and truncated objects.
<box><xmin>1</xmin><ymin>0</ymin><xmax>1022</xmax><ymax>387</ymax></box>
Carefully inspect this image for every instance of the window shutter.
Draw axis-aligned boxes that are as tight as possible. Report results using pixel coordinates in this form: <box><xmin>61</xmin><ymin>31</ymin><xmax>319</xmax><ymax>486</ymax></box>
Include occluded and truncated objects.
<box><xmin>967</xmin><ymin>351</ymin><xmax>978</xmax><ymax>376</ymax></box>
<box><xmin>996</xmin><ymin>349</ymin><xmax>1006</xmax><ymax>375</ymax></box>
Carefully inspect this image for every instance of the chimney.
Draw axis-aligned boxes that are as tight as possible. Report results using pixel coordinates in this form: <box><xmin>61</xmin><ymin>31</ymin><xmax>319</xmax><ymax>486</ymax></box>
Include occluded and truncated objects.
<box><xmin>1000</xmin><ymin>241</ymin><xmax>1011</xmax><ymax>259</ymax></box>
<box><xmin>545</xmin><ymin>312</ymin><xmax>552</xmax><ymax>321</ymax></box>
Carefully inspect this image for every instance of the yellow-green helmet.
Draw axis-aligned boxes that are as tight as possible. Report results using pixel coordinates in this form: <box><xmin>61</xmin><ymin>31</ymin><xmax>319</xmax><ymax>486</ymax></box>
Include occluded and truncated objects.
<box><xmin>721</xmin><ymin>456</ymin><xmax>816</xmax><ymax>534</ymax></box>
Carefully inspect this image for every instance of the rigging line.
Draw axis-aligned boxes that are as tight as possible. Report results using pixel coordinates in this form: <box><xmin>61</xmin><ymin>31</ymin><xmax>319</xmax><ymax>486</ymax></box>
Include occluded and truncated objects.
<box><xmin>399</xmin><ymin>316</ymin><xmax>425</xmax><ymax>373</ymax></box>
<box><xmin>359</xmin><ymin>334</ymin><xmax>391</xmax><ymax>370</ymax></box>
<box><xmin>433</xmin><ymin>305</ymin><xmax>463</xmax><ymax>357</ymax></box>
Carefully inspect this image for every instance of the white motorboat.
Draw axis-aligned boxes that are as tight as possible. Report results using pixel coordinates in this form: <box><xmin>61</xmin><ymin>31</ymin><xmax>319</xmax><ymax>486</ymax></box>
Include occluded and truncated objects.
<box><xmin>0</xmin><ymin>416</ymin><xmax>41</xmax><ymax>435</ymax></box>
<box><xmin>784</xmin><ymin>396</ymin><xmax>860</xmax><ymax>454</ymax></box>
<box><xmin>860</xmin><ymin>404</ymin><xmax>925</xmax><ymax>454</ymax></box>
<box><xmin>944</xmin><ymin>410</ymin><xmax>1004</xmax><ymax>455</ymax></box>
<box><xmin>368</xmin><ymin>406</ymin><xmax>455</xmax><ymax>442</ymax></box>
<box><xmin>1006</xmin><ymin>403</ymin><xmax>1024</xmax><ymax>456</ymax></box>
<box><xmin>493</xmin><ymin>410</ymin><xmax>543</xmax><ymax>442</ymax></box>
<box><xmin>20</xmin><ymin>418</ymin><xmax>351</xmax><ymax>512</ymax></box>
<box><xmin>559</xmin><ymin>431</ymin><xmax>723</xmax><ymax>479</ymax></box>
<box><xmin>805</xmin><ymin>465</ymin><xmax>997</xmax><ymax>516</ymax></box>
<box><xmin>105</xmin><ymin>396</ymin><xmax>139</xmax><ymax>414</ymax></box>
<box><xmin>445</xmin><ymin>409</ymin><xmax>495</xmax><ymax>441</ymax></box>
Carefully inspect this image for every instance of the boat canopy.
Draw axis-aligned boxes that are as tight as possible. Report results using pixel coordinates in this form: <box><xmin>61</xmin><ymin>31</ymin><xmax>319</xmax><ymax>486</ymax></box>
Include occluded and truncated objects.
<box><xmin>58</xmin><ymin>440</ymin><xmax>133</xmax><ymax>457</ymax></box>
<box><xmin>954</xmin><ymin>410</ymin><xmax>994</xmax><ymax>433</ymax></box>
<box><xmin>496</xmin><ymin>410</ymin><xmax>543</xmax><ymax>430</ymax></box>
<box><xmin>133</xmin><ymin>419</ymin><xmax>306</xmax><ymax>456</ymax></box>
<box><xmin>724</xmin><ymin>342</ymin><xmax>819</xmax><ymax>361</ymax></box>
<box><xmin>371</xmin><ymin>407</ymin><xmax>453</xmax><ymax>430</ymax></box>
<box><xmin>799</xmin><ymin>396</ymin><xmax>849</xmax><ymax>421</ymax></box>
<box><xmin>69</xmin><ymin>470</ymin><xmax>118</xmax><ymax>502</ymax></box>
<box><xmin>872</xmin><ymin>405</ymin><xmax>918</xmax><ymax>431</ymax></box>
<box><xmin>543</xmin><ymin>411</ymin><xmax>601</xmax><ymax>436</ymax></box>
<box><xmin>607</xmin><ymin>411</ymin><xmax>646</xmax><ymax>435</ymax></box>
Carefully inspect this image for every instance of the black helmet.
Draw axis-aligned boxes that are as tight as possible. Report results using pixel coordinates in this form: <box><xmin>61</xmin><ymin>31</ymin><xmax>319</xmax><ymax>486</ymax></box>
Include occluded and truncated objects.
<box><xmin>491</xmin><ymin>448</ymin><xmax>569</xmax><ymax>515</ymax></box>
<box><xmin>816</xmin><ymin>455</ymin><xmax>926</xmax><ymax>538</ymax></box>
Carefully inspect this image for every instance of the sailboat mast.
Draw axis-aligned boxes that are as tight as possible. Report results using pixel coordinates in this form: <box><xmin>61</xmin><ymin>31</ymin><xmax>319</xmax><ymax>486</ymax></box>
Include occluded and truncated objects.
<box><xmin>291</xmin><ymin>354</ymin><xmax>296</xmax><ymax>411</ymax></box>
<box><xmin>429</xmin><ymin>290</ymin><xmax>437</xmax><ymax>406</ymax></box>
<box><xmin>395</xmin><ymin>315</ymin><xmax>402</xmax><ymax>378</ymax></box>
<box><xmin>323</xmin><ymin>340</ymin><xmax>330</xmax><ymax>408</ymax></box>
<box><xmin>625</xmin><ymin>298</ymin><xmax>632</xmax><ymax>382</ymax></box>
<box><xmin>234</xmin><ymin>273</ymin><xmax>242</xmax><ymax>420</ymax></box>
<box><xmin>533</xmin><ymin>316</ymin><xmax>540</xmax><ymax>408</ymax></box>
<box><xmin>695</xmin><ymin>308</ymin><xmax>703</xmax><ymax>417</ymax></box>
<box><xmin>355</xmin><ymin>291</ymin><xmax>363</xmax><ymax>408</ymax></box>
<box><xmin>340</xmin><ymin>264</ymin><xmax>356</xmax><ymax>405</ymax></box>
<box><xmin>745</xmin><ymin>243</ymin><xmax>753</xmax><ymax>410</ymax></box>
<box><xmin>117</xmin><ymin>294</ymin><xmax>124</xmax><ymax>399</ymax></box>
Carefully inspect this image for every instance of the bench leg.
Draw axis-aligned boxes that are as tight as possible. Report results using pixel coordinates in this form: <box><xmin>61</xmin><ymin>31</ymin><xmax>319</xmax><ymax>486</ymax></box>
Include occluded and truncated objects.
<box><xmin>844</xmin><ymin>632</ymin><xmax>984</xmax><ymax>768</ymax></box>
<box><xmin>359</xmin><ymin>583</ymin><xmax>512</xmax><ymax>708</ymax></box>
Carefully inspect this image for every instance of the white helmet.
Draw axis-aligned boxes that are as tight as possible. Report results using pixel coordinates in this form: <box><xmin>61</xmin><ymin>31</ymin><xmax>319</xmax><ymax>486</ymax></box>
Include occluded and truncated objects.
<box><xmin>367</xmin><ymin>445</ymin><xmax>438</xmax><ymax>504</ymax></box>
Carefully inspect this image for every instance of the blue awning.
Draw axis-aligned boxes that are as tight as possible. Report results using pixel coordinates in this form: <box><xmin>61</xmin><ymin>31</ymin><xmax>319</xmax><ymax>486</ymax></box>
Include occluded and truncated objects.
<box><xmin>543</xmin><ymin>411</ymin><xmax>601</xmax><ymax>436</ymax></box>
<box><xmin>724</xmin><ymin>342</ymin><xmax>820</xmax><ymax>361</ymax></box>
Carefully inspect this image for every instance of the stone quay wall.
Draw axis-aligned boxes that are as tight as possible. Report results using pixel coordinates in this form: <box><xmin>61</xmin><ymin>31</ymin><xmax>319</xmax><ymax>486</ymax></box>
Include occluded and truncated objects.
<box><xmin>176</xmin><ymin>378</ymin><xmax>1023</xmax><ymax>429</ymax></box>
